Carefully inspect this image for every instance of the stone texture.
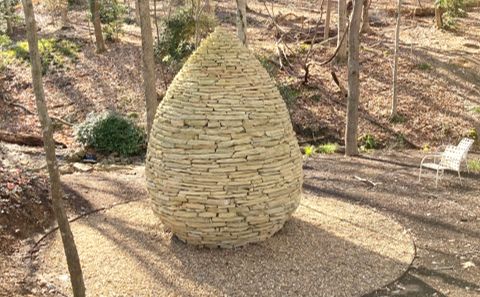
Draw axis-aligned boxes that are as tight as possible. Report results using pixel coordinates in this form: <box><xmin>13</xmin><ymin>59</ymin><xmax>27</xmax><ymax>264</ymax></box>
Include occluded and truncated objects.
<box><xmin>145</xmin><ymin>27</ymin><xmax>303</xmax><ymax>248</ymax></box>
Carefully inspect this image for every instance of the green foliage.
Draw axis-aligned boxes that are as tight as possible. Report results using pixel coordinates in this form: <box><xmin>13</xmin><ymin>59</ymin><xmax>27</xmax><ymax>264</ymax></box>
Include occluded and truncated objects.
<box><xmin>471</xmin><ymin>106</ymin><xmax>480</xmax><ymax>114</ymax></box>
<box><xmin>0</xmin><ymin>38</ymin><xmax>79</xmax><ymax>73</ymax></box>
<box><xmin>417</xmin><ymin>62</ymin><xmax>432</xmax><ymax>71</ymax></box>
<box><xmin>0</xmin><ymin>0</ymin><xmax>20</xmax><ymax>32</ymax></box>
<box><xmin>465</xmin><ymin>127</ymin><xmax>478</xmax><ymax>142</ymax></box>
<box><xmin>303</xmin><ymin>145</ymin><xmax>316</xmax><ymax>158</ymax></box>
<box><xmin>278</xmin><ymin>84</ymin><xmax>299</xmax><ymax>107</ymax></box>
<box><xmin>257</xmin><ymin>54</ymin><xmax>278</xmax><ymax>77</ymax></box>
<box><xmin>0</xmin><ymin>34</ymin><xmax>12</xmax><ymax>49</ymax></box>
<box><xmin>75</xmin><ymin>112</ymin><xmax>145</xmax><ymax>156</ymax></box>
<box><xmin>467</xmin><ymin>159</ymin><xmax>480</xmax><ymax>172</ymax></box>
<box><xmin>390</xmin><ymin>113</ymin><xmax>406</xmax><ymax>124</ymax></box>
<box><xmin>98</xmin><ymin>0</ymin><xmax>127</xmax><ymax>41</ymax></box>
<box><xmin>436</xmin><ymin>0</ymin><xmax>467</xmax><ymax>29</ymax></box>
<box><xmin>358</xmin><ymin>133</ymin><xmax>378</xmax><ymax>151</ymax></box>
<box><xmin>317</xmin><ymin>143</ymin><xmax>338</xmax><ymax>154</ymax></box>
<box><xmin>154</xmin><ymin>7</ymin><xmax>216</xmax><ymax>65</ymax></box>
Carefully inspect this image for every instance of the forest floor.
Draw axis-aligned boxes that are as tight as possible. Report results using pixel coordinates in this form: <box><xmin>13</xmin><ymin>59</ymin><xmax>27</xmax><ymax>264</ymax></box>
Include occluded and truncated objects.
<box><xmin>1</xmin><ymin>0</ymin><xmax>480</xmax><ymax>296</ymax></box>
<box><xmin>1</xmin><ymin>146</ymin><xmax>479</xmax><ymax>296</ymax></box>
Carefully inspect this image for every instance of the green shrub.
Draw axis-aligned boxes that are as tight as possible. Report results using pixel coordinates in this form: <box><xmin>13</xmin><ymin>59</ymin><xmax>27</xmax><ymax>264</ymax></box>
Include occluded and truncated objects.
<box><xmin>467</xmin><ymin>159</ymin><xmax>480</xmax><ymax>172</ymax></box>
<box><xmin>359</xmin><ymin>133</ymin><xmax>378</xmax><ymax>150</ymax></box>
<box><xmin>75</xmin><ymin>112</ymin><xmax>145</xmax><ymax>156</ymax></box>
<box><xmin>257</xmin><ymin>54</ymin><xmax>278</xmax><ymax>77</ymax></box>
<box><xmin>99</xmin><ymin>0</ymin><xmax>127</xmax><ymax>41</ymax></box>
<box><xmin>317</xmin><ymin>143</ymin><xmax>338</xmax><ymax>154</ymax></box>
<box><xmin>1</xmin><ymin>38</ymin><xmax>79</xmax><ymax>73</ymax></box>
<box><xmin>417</xmin><ymin>62</ymin><xmax>432</xmax><ymax>71</ymax></box>
<box><xmin>0</xmin><ymin>34</ymin><xmax>12</xmax><ymax>49</ymax></box>
<box><xmin>278</xmin><ymin>84</ymin><xmax>299</xmax><ymax>107</ymax></box>
<box><xmin>303</xmin><ymin>145</ymin><xmax>316</xmax><ymax>158</ymax></box>
<box><xmin>154</xmin><ymin>7</ymin><xmax>216</xmax><ymax>65</ymax></box>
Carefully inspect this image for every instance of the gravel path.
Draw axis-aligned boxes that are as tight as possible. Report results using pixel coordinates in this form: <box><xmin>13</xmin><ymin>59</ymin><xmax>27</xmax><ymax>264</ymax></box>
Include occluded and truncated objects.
<box><xmin>37</xmin><ymin>180</ymin><xmax>414</xmax><ymax>297</ymax></box>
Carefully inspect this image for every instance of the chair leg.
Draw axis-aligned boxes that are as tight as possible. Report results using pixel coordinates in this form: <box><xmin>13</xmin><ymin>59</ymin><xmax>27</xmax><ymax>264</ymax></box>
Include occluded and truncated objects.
<box><xmin>458</xmin><ymin>170</ymin><xmax>462</xmax><ymax>185</ymax></box>
<box><xmin>435</xmin><ymin>169</ymin><xmax>439</xmax><ymax>188</ymax></box>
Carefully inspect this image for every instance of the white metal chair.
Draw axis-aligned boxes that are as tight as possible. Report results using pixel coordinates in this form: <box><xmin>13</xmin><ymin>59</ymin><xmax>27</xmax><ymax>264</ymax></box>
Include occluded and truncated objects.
<box><xmin>419</xmin><ymin>138</ymin><xmax>474</xmax><ymax>187</ymax></box>
<box><xmin>457</xmin><ymin>138</ymin><xmax>474</xmax><ymax>172</ymax></box>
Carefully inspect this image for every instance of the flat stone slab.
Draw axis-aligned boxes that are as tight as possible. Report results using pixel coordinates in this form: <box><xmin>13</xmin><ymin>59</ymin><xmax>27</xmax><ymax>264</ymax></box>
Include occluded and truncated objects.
<box><xmin>38</xmin><ymin>194</ymin><xmax>414</xmax><ymax>297</ymax></box>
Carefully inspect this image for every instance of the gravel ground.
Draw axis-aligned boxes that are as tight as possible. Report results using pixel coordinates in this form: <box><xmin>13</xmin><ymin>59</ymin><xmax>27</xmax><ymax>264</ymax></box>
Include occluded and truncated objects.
<box><xmin>37</xmin><ymin>193</ymin><xmax>413</xmax><ymax>297</ymax></box>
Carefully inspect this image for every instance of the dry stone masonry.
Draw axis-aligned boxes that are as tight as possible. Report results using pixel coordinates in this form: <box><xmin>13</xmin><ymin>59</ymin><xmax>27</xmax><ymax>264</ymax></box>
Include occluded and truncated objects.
<box><xmin>146</xmin><ymin>27</ymin><xmax>303</xmax><ymax>248</ymax></box>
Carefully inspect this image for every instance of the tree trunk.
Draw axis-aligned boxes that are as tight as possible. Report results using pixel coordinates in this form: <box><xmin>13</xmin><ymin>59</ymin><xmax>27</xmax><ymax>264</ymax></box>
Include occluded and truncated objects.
<box><xmin>5</xmin><ymin>0</ymin><xmax>13</xmax><ymax>36</ymax></box>
<box><xmin>324</xmin><ymin>0</ymin><xmax>332</xmax><ymax>40</ymax></box>
<box><xmin>138</xmin><ymin>0</ymin><xmax>157</xmax><ymax>138</ymax></box>
<box><xmin>434</xmin><ymin>7</ymin><xmax>443</xmax><ymax>28</ymax></box>
<box><xmin>135</xmin><ymin>0</ymin><xmax>140</xmax><ymax>24</ymax></box>
<box><xmin>236</xmin><ymin>0</ymin><xmax>247</xmax><ymax>46</ymax></box>
<box><xmin>345</xmin><ymin>0</ymin><xmax>363</xmax><ymax>156</ymax></box>
<box><xmin>20</xmin><ymin>1</ymin><xmax>86</xmax><ymax>297</ymax></box>
<box><xmin>336</xmin><ymin>0</ymin><xmax>347</xmax><ymax>62</ymax></box>
<box><xmin>61</xmin><ymin>0</ymin><xmax>69</xmax><ymax>27</ymax></box>
<box><xmin>153</xmin><ymin>0</ymin><xmax>160</xmax><ymax>42</ymax></box>
<box><xmin>89</xmin><ymin>0</ymin><xmax>106</xmax><ymax>53</ymax></box>
<box><xmin>360</xmin><ymin>0</ymin><xmax>372</xmax><ymax>33</ymax></box>
<box><xmin>391</xmin><ymin>0</ymin><xmax>401</xmax><ymax>118</ymax></box>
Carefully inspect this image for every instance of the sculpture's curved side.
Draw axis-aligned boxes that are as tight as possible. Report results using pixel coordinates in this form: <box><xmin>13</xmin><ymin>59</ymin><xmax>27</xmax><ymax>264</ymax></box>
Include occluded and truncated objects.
<box><xmin>146</xmin><ymin>27</ymin><xmax>303</xmax><ymax>248</ymax></box>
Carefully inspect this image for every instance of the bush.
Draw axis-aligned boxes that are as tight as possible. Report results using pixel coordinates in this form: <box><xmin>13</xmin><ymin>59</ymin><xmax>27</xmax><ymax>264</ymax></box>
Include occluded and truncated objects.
<box><xmin>99</xmin><ymin>0</ymin><xmax>127</xmax><ymax>41</ymax></box>
<box><xmin>0</xmin><ymin>38</ymin><xmax>79</xmax><ymax>73</ymax></box>
<box><xmin>75</xmin><ymin>112</ymin><xmax>145</xmax><ymax>156</ymax></box>
<box><xmin>317</xmin><ymin>143</ymin><xmax>338</xmax><ymax>154</ymax></box>
<box><xmin>278</xmin><ymin>84</ymin><xmax>299</xmax><ymax>107</ymax></box>
<box><xmin>154</xmin><ymin>7</ymin><xmax>216</xmax><ymax>65</ymax></box>
<box><xmin>467</xmin><ymin>159</ymin><xmax>480</xmax><ymax>172</ymax></box>
<box><xmin>358</xmin><ymin>133</ymin><xmax>378</xmax><ymax>151</ymax></box>
<box><xmin>303</xmin><ymin>145</ymin><xmax>316</xmax><ymax>158</ymax></box>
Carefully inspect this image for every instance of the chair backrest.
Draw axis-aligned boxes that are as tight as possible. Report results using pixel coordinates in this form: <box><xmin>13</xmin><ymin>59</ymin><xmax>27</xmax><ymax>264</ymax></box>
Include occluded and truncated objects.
<box><xmin>440</xmin><ymin>146</ymin><xmax>464</xmax><ymax>171</ymax></box>
<box><xmin>457</xmin><ymin>138</ymin><xmax>474</xmax><ymax>158</ymax></box>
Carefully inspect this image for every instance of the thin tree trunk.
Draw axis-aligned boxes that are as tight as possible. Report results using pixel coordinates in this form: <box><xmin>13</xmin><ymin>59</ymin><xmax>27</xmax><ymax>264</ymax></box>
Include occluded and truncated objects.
<box><xmin>61</xmin><ymin>0</ymin><xmax>69</xmax><ymax>27</ymax></box>
<box><xmin>360</xmin><ymin>0</ymin><xmax>371</xmax><ymax>33</ymax></box>
<box><xmin>89</xmin><ymin>0</ymin><xmax>106</xmax><ymax>53</ymax></box>
<box><xmin>153</xmin><ymin>0</ymin><xmax>160</xmax><ymax>42</ymax></box>
<box><xmin>336</xmin><ymin>0</ymin><xmax>347</xmax><ymax>62</ymax></box>
<box><xmin>135</xmin><ymin>0</ymin><xmax>140</xmax><ymax>24</ymax></box>
<box><xmin>205</xmin><ymin>0</ymin><xmax>211</xmax><ymax>13</ymax></box>
<box><xmin>345</xmin><ymin>0</ymin><xmax>363</xmax><ymax>156</ymax></box>
<box><xmin>391</xmin><ymin>0</ymin><xmax>401</xmax><ymax>118</ymax></box>
<box><xmin>138</xmin><ymin>0</ymin><xmax>157</xmax><ymax>138</ymax></box>
<box><xmin>236</xmin><ymin>0</ymin><xmax>247</xmax><ymax>46</ymax></box>
<box><xmin>20</xmin><ymin>1</ymin><xmax>86</xmax><ymax>297</ymax></box>
<box><xmin>434</xmin><ymin>7</ymin><xmax>443</xmax><ymax>28</ymax></box>
<box><xmin>324</xmin><ymin>0</ymin><xmax>332</xmax><ymax>40</ymax></box>
<box><xmin>5</xmin><ymin>0</ymin><xmax>13</xmax><ymax>36</ymax></box>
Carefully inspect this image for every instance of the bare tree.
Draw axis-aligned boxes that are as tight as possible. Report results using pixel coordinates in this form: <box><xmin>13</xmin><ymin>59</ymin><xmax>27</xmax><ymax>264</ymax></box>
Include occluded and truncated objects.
<box><xmin>89</xmin><ymin>0</ymin><xmax>106</xmax><ymax>53</ymax></box>
<box><xmin>236</xmin><ymin>0</ymin><xmax>247</xmax><ymax>46</ymax></box>
<box><xmin>135</xmin><ymin>0</ymin><xmax>140</xmax><ymax>24</ymax></box>
<box><xmin>345</xmin><ymin>0</ymin><xmax>364</xmax><ymax>156</ymax></box>
<box><xmin>391</xmin><ymin>0</ymin><xmax>401</xmax><ymax>118</ymax></box>
<box><xmin>153</xmin><ymin>0</ymin><xmax>160</xmax><ymax>42</ymax></box>
<box><xmin>138</xmin><ymin>0</ymin><xmax>157</xmax><ymax>137</ymax></box>
<box><xmin>336</xmin><ymin>0</ymin><xmax>347</xmax><ymax>62</ymax></box>
<box><xmin>4</xmin><ymin>0</ymin><xmax>14</xmax><ymax>36</ymax></box>
<box><xmin>324</xmin><ymin>0</ymin><xmax>332</xmax><ymax>40</ymax></box>
<box><xmin>61</xmin><ymin>0</ymin><xmax>69</xmax><ymax>27</ymax></box>
<box><xmin>20</xmin><ymin>1</ymin><xmax>86</xmax><ymax>296</ymax></box>
<box><xmin>434</xmin><ymin>5</ymin><xmax>443</xmax><ymax>28</ymax></box>
<box><xmin>360</xmin><ymin>0</ymin><xmax>371</xmax><ymax>33</ymax></box>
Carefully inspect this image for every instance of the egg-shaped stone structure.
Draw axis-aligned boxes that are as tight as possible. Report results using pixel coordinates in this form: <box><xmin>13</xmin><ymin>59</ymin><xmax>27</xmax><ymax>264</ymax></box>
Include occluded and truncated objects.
<box><xmin>146</xmin><ymin>27</ymin><xmax>302</xmax><ymax>248</ymax></box>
